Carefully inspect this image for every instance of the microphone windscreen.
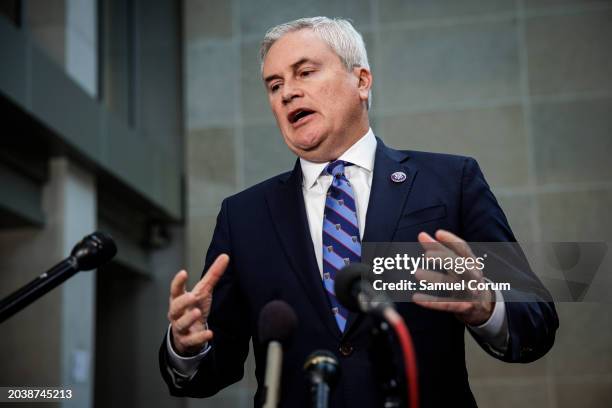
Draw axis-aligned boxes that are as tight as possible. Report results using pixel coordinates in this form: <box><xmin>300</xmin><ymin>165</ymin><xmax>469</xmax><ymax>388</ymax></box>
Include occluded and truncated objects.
<box><xmin>258</xmin><ymin>300</ymin><xmax>298</xmax><ymax>344</ymax></box>
<box><xmin>71</xmin><ymin>231</ymin><xmax>118</xmax><ymax>271</ymax></box>
<box><xmin>335</xmin><ymin>262</ymin><xmax>371</xmax><ymax>312</ymax></box>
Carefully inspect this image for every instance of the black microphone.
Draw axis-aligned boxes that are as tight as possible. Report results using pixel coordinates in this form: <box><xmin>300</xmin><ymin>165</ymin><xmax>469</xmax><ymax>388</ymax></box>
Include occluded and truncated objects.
<box><xmin>336</xmin><ymin>263</ymin><xmax>420</xmax><ymax>408</ymax></box>
<box><xmin>303</xmin><ymin>350</ymin><xmax>339</xmax><ymax>408</ymax></box>
<box><xmin>259</xmin><ymin>300</ymin><xmax>298</xmax><ymax>408</ymax></box>
<box><xmin>0</xmin><ymin>231</ymin><xmax>117</xmax><ymax>323</ymax></box>
<box><xmin>335</xmin><ymin>262</ymin><xmax>394</xmax><ymax>315</ymax></box>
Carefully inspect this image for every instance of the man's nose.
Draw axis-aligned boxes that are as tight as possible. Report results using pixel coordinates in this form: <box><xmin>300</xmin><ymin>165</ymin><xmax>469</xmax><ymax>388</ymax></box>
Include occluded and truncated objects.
<box><xmin>281</xmin><ymin>81</ymin><xmax>302</xmax><ymax>104</ymax></box>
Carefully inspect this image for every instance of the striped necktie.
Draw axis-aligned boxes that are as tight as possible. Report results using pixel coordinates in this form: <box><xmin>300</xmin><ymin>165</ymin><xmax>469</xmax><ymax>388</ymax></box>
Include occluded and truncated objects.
<box><xmin>322</xmin><ymin>160</ymin><xmax>361</xmax><ymax>332</ymax></box>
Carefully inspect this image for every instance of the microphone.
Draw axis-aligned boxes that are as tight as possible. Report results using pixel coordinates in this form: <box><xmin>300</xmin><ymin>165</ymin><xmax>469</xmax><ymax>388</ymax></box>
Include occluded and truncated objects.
<box><xmin>335</xmin><ymin>263</ymin><xmax>420</xmax><ymax>408</ymax></box>
<box><xmin>70</xmin><ymin>231</ymin><xmax>118</xmax><ymax>271</ymax></box>
<box><xmin>335</xmin><ymin>262</ymin><xmax>394</xmax><ymax>315</ymax></box>
<box><xmin>259</xmin><ymin>300</ymin><xmax>298</xmax><ymax>408</ymax></box>
<box><xmin>0</xmin><ymin>231</ymin><xmax>117</xmax><ymax>323</ymax></box>
<box><xmin>303</xmin><ymin>350</ymin><xmax>339</xmax><ymax>408</ymax></box>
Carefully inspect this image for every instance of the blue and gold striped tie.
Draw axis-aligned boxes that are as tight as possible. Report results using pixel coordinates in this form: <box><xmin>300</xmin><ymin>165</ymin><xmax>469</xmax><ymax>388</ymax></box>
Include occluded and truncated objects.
<box><xmin>322</xmin><ymin>160</ymin><xmax>361</xmax><ymax>332</ymax></box>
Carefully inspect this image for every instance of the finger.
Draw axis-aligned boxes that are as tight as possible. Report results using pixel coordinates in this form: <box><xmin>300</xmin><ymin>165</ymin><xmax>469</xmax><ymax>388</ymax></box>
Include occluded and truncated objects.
<box><xmin>175</xmin><ymin>329</ymin><xmax>214</xmax><ymax>351</ymax></box>
<box><xmin>418</xmin><ymin>231</ymin><xmax>447</xmax><ymax>253</ymax></box>
<box><xmin>170</xmin><ymin>270</ymin><xmax>188</xmax><ymax>300</ymax></box>
<box><xmin>424</xmin><ymin>248</ymin><xmax>451</xmax><ymax>258</ymax></box>
<box><xmin>434</xmin><ymin>229</ymin><xmax>475</xmax><ymax>258</ymax></box>
<box><xmin>412</xmin><ymin>293</ymin><xmax>472</xmax><ymax>314</ymax></box>
<box><xmin>415</xmin><ymin>268</ymin><xmax>453</xmax><ymax>284</ymax></box>
<box><xmin>173</xmin><ymin>308</ymin><xmax>202</xmax><ymax>334</ymax></box>
<box><xmin>168</xmin><ymin>292</ymin><xmax>199</xmax><ymax>321</ymax></box>
<box><xmin>424</xmin><ymin>248</ymin><xmax>455</xmax><ymax>264</ymax></box>
<box><xmin>423</xmin><ymin>248</ymin><xmax>479</xmax><ymax>277</ymax></box>
<box><xmin>194</xmin><ymin>253</ymin><xmax>230</xmax><ymax>296</ymax></box>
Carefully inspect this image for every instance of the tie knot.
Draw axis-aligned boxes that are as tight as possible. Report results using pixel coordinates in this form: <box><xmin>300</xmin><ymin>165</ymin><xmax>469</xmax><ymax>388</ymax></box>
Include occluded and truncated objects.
<box><xmin>326</xmin><ymin>160</ymin><xmax>351</xmax><ymax>177</ymax></box>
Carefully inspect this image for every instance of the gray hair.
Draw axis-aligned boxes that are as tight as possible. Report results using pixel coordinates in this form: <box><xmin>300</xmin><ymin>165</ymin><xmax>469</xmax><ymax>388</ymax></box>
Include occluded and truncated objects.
<box><xmin>259</xmin><ymin>17</ymin><xmax>372</xmax><ymax>109</ymax></box>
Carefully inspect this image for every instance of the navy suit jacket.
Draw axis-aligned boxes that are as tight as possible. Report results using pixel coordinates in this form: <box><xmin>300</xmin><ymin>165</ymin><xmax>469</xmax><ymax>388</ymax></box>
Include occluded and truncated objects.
<box><xmin>160</xmin><ymin>139</ymin><xmax>558</xmax><ymax>407</ymax></box>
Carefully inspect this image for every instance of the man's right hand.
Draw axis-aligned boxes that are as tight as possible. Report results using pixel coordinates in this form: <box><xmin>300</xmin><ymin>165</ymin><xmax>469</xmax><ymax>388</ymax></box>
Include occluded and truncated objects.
<box><xmin>167</xmin><ymin>254</ymin><xmax>230</xmax><ymax>356</ymax></box>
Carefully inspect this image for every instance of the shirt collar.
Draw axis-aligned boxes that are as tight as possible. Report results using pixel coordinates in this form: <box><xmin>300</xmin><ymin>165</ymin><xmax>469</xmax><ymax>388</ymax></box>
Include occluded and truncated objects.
<box><xmin>300</xmin><ymin>128</ymin><xmax>377</xmax><ymax>189</ymax></box>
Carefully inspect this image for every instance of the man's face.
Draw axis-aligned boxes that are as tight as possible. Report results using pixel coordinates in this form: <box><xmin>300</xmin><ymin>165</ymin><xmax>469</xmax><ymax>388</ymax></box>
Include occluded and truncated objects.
<box><xmin>262</xmin><ymin>29</ymin><xmax>371</xmax><ymax>162</ymax></box>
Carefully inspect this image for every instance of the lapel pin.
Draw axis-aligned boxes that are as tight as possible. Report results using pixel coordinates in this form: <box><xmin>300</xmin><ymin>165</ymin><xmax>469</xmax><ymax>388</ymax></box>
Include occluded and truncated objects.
<box><xmin>390</xmin><ymin>171</ymin><xmax>407</xmax><ymax>183</ymax></box>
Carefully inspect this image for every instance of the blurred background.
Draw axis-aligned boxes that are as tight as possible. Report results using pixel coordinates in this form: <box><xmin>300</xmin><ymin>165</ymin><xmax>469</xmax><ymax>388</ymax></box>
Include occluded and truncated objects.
<box><xmin>0</xmin><ymin>0</ymin><xmax>611</xmax><ymax>407</ymax></box>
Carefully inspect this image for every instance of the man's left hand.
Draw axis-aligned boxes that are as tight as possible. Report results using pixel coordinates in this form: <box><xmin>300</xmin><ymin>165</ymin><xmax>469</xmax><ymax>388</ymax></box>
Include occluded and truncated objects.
<box><xmin>413</xmin><ymin>229</ymin><xmax>494</xmax><ymax>326</ymax></box>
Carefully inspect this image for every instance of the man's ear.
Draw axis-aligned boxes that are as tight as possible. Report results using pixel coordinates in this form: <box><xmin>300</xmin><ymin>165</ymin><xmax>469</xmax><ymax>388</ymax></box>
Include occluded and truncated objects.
<box><xmin>354</xmin><ymin>67</ymin><xmax>372</xmax><ymax>102</ymax></box>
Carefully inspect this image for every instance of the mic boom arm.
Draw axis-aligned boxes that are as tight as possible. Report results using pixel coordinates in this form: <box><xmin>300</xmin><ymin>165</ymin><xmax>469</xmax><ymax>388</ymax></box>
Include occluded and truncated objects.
<box><xmin>0</xmin><ymin>231</ymin><xmax>116</xmax><ymax>323</ymax></box>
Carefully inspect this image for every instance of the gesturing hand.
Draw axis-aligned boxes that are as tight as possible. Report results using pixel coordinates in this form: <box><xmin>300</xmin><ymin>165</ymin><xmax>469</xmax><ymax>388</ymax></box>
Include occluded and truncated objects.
<box><xmin>413</xmin><ymin>230</ymin><xmax>494</xmax><ymax>326</ymax></box>
<box><xmin>167</xmin><ymin>254</ymin><xmax>230</xmax><ymax>355</ymax></box>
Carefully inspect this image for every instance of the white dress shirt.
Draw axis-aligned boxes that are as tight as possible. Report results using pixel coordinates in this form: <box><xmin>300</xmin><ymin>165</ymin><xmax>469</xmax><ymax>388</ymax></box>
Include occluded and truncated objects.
<box><xmin>166</xmin><ymin>128</ymin><xmax>508</xmax><ymax>380</ymax></box>
<box><xmin>300</xmin><ymin>128</ymin><xmax>376</xmax><ymax>275</ymax></box>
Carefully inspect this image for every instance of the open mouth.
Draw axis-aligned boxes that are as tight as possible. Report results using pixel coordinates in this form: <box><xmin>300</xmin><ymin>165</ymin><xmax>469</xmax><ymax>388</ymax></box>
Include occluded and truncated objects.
<box><xmin>288</xmin><ymin>109</ymin><xmax>315</xmax><ymax>125</ymax></box>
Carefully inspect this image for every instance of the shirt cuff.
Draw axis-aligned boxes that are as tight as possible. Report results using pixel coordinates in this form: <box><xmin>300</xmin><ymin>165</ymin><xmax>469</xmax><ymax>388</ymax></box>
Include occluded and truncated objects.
<box><xmin>468</xmin><ymin>286</ymin><xmax>509</xmax><ymax>355</ymax></box>
<box><xmin>165</xmin><ymin>324</ymin><xmax>211</xmax><ymax>378</ymax></box>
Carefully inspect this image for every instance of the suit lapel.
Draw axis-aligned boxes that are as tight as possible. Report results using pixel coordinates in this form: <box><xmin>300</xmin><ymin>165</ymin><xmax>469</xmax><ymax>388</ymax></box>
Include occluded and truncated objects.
<box><xmin>363</xmin><ymin>139</ymin><xmax>416</xmax><ymax>242</ymax></box>
<box><xmin>343</xmin><ymin>139</ymin><xmax>418</xmax><ymax>336</ymax></box>
<box><xmin>265</xmin><ymin>160</ymin><xmax>343</xmax><ymax>338</ymax></box>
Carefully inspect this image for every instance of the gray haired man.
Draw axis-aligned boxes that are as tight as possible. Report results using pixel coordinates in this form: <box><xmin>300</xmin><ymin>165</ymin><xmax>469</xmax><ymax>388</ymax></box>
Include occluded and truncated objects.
<box><xmin>160</xmin><ymin>17</ymin><xmax>558</xmax><ymax>408</ymax></box>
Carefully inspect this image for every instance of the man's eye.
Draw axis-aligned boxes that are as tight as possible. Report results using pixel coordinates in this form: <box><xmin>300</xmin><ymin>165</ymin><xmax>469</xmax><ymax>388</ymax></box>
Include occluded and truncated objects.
<box><xmin>300</xmin><ymin>70</ymin><xmax>313</xmax><ymax>77</ymax></box>
<box><xmin>270</xmin><ymin>84</ymin><xmax>280</xmax><ymax>93</ymax></box>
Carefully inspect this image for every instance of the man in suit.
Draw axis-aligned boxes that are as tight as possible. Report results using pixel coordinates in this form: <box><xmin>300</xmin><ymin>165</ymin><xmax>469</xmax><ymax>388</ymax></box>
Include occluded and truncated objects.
<box><xmin>160</xmin><ymin>17</ymin><xmax>558</xmax><ymax>407</ymax></box>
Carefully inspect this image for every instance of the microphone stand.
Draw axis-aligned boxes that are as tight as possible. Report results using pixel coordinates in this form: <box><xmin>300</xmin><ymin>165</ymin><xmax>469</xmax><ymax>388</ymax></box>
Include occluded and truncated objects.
<box><xmin>369</xmin><ymin>316</ymin><xmax>405</xmax><ymax>408</ymax></box>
